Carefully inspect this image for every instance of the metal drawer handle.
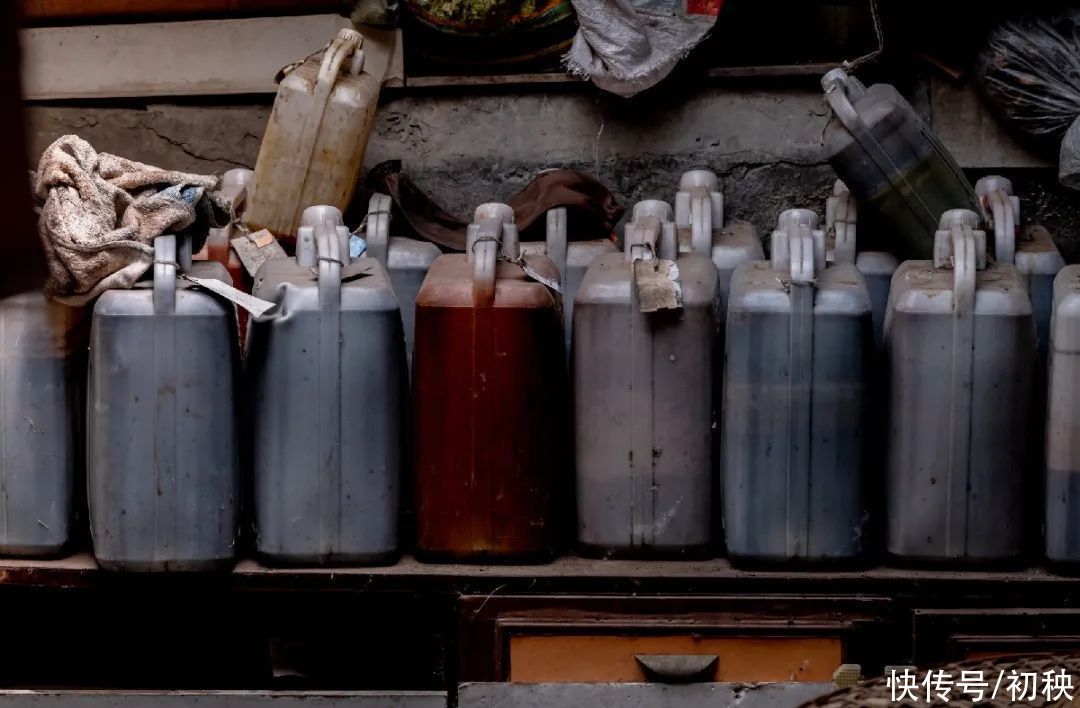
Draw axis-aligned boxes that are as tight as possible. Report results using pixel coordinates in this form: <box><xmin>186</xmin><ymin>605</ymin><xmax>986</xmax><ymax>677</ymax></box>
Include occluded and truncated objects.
<box><xmin>635</xmin><ymin>654</ymin><xmax>718</xmax><ymax>683</ymax></box>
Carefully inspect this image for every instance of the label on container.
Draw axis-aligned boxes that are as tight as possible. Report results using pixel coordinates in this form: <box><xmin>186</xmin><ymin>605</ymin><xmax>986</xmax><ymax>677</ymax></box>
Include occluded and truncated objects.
<box><xmin>634</xmin><ymin>259</ymin><xmax>683</xmax><ymax>312</ymax></box>
<box><xmin>232</xmin><ymin>229</ymin><xmax>287</xmax><ymax>278</ymax></box>
<box><xmin>179</xmin><ymin>274</ymin><xmax>277</xmax><ymax>318</ymax></box>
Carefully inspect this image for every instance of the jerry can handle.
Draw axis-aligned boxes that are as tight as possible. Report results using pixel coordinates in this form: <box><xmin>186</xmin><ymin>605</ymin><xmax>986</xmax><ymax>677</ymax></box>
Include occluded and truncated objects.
<box><xmin>366</xmin><ymin>193</ymin><xmax>392</xmax><ymax>266</ymax></box>
<box><xmin>934</xmin><ymin>209</ymin><xmax>984</xmax><ymax>316</ymax></box>
<box><xmin>975</xmin><ymin>176</ymin><xmax>1018</xmax><ymax>265</ymax></box>
<box><xmin>772</xmin><ymin>209</ymin><xmax>825</xmax><ymax>280</ymax></box>
<box><xmin>468</xmin><ymin>203</ymin><xmax>515</xmax><ymax>307</ymax></box>
<box><xmin>674</xmin><ymin>170</ymin><xmax>723</xmax><ymax>257</ymax></box>
<box><xmin>298</xmin><ymin>205</ymin><xmax>351</xmax><ymax>308</ymax></box>
<box><xmin>471</xmin><ymin>218</ymin><xmax>500</xmax><ymax>307</ymax></box>
<box><xmin>153</xmin><ymin>234</ymin><xmax>180</xmax><ymax>315</ymax></box>
<box><xmin>832</xmin><ymin>190</ymin><xmax>857</xmax><ymax>266</ymax></box>
<box><xmin>625</xmin><ymin>200</ymin><xmax>671</xmax><ymax>262</ymax></box>
<box><xmin>318</xmin><ymin>29</ymin><xmax>364</xmax><ymax>90</ymax></box>
<box><xmin>545</xmin><ymin>207</ymin><xmax>568</xmax><ymax>281</ymax></box>
<box><xmin>219</xmin><ymin>168</ymin><xmax>254</xmax><ymax>217</ymax></box>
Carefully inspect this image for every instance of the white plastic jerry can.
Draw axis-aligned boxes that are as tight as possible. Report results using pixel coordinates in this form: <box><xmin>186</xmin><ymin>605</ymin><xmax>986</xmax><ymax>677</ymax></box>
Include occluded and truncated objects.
<box><xmin>673</xmin><ymin>169</ymin><xmax>763</xmax><ymax>302</ymax></box>
<box><xmin>247</xmin><ymin>28</ymin><xmax>380</xmax><ymax>238</ymax></box>
<box><xmin>574</xmin><ymin>200</ymin><xmax>720</xmax><ymax>556</ymax></box>
<box><xmin>975</xmin><ymin>175</ymin><xmax>1065</xmax><ymax>358</ymax></box>
<box><xmin>1046</xmin><ymin>265</ymin><xmax>1080</xmax><ymax>563</ymax></box>
<box><xmin>825</xmin><ymin>180</ymin><xmax>898</xmax><ymax>349</ymax></box>
<box><xmin>723</xmin><ymin>209</ymin><xmax>873</xmax><ymax>564</ymax></box>
<box><xmin>885</xmin><ymin>209</ymin><xmax>1036</xmax><ymax>564</ymax></box>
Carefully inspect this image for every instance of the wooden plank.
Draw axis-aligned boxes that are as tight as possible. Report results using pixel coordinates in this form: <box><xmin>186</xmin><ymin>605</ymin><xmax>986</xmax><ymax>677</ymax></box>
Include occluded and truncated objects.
<box><xmin>405</xmin><ymin>72</ymin><xmax>582</xmax><ymax>88</ymax></box>
<box><xmin>21</xmin><ymin>1</ymin><xmax>349</xmax><ymax>21</ymax></box>
<box><xmin>19</xmin><ymin>14</ymin><xmax>353</xmax><ymax>99</ymax></box>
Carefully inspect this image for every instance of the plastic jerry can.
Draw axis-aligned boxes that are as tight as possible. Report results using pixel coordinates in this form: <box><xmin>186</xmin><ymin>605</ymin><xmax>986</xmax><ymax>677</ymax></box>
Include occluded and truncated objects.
<box><xmin>826</xmin><ymin>180</ymin><xmax>899</xmax><ymax>349</ymax></box>
<box><xmin>822</xmin><ymin>69</ymin><xmax>982</xmax><ymax>260</ymax></box>
<box><xmin>413</xmin><ymin>203</ymin><xmax>567</xmax><ymax>562</ymax></box>
<box><xmin>247</xmin><ymin>29</ymin><xmax>379</xmax><ymax>238</ymax></box>
<box><xmin>0</xmin><ymin>292</ymin><xmax>84</xmax><ymax>556</ymax></box>
<box><xmin>518</xmin><ymin>207</ymin><xmax>618</xmax><ymax>357</ymax></box>
<box><xmin>88</xmin><ymin>235</ymin><xmax>240</xmax><ymax>572</ymax></box>
<box><xmin>364</xmin><ymin>193</ymin><xmax>440</xmax><ymax>367</ymax></box>
<box><xmin>723</xmin><ymin>209</ymin><xmax>873</xmax><ymax>564</ymax></box>
<box><xmin>885</xmin><ymin>210</ymin><xmax>1036</xmax><ymax>563</ymax></box>
<box><xmin>674</xmin><ymin>170</ymin><xmax>763</xmax><ymax>303</ymax></box>
<box><xmin>975</xmin><ymin>175</ymin><xmax>1065</xmax><ymax>359</ymax></box>
<box><xmin>1046</xmin><ymin>266</ymin><xmax>1080</xmax><ymax>564</ymax></box>
<box><xmin>574</xmin><ymin>200</ymin><xmax>719</xmax><ymax>557</ymax></box>
<box><xmin>247</xmin><ymin>205</ymin><xmax>405</xmax><ymax>565</ymax></box>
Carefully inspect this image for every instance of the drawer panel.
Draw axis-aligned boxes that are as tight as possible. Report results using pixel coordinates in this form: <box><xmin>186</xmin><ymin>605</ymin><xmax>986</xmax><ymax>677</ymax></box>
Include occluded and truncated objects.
<box><xmin>508</xmin><ymin>634</ymin><xmax>842</xmax><ymax>683</ymax></box>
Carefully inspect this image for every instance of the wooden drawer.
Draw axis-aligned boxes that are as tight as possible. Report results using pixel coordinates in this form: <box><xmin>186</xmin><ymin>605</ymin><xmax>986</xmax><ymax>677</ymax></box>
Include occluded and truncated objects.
<box><xmin>460</xmin><ymin>594</ymin><xmax>895</xmax><ymax>683</ymax></box>
<box><xmin>914</xmin><ymin>609</ymin><xmax>1080</xmax><ymax>665</ymax></box>
<box><xmin>508</xmin><ymin>633</ymin><xmax>841</xmax><ymax>682</ymax></box>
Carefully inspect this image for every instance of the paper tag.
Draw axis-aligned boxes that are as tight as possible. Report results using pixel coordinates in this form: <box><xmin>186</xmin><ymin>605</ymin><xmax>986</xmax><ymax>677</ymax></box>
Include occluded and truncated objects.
<box><xmin>510</xmin><ymin>256</ymin><xmax>562</xmax><ymax>294</ymax></box>
<box><xmin>231</xmin><ymin>232</ymin><xmax>287</xmax><ymax>278</ymax></box>
<box><xmin>180</xmin><ymin>274</ymin><xmax>277</xmax><ymax>318</ymax></box>
<box><xmin>250</xmin><ymin>229</ymin><xmax>276</xmax><ymax>248</ymax></box>
<box><xmin>634</xmin><ymin>259</ymin><xmax>683</xmax><ymax>312</ymax></box>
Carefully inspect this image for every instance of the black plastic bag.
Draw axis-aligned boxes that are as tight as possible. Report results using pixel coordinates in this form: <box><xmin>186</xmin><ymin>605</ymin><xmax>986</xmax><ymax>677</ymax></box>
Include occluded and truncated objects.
<box><xmin>976</xmin><ymin>9</ymin><xmax>1080</xmax><ymax>162</ymax></box>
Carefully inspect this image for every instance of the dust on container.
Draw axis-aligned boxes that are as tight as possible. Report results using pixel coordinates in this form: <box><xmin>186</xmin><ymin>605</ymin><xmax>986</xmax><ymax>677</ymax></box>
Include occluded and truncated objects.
<box><xmin>363</xmin><ymin>193</ymin><xmax>440</xmax><ymax>367</ymax></box>
<box><xmin>0</xmin><ymin>293</ymin><xmax>84</xmax><ymax>556</ymax></box>
<box><xmin>822</xmin><ymin>69</ymin><xmax>982</xmax><ymax>261</ymax></box>
<box><xmin>1046</xmin><ymin>265</ymin><xmax>1080</xmax><ymax>564</ymax></box>
<box><xmin>247</xmin><ymin>205</ymin><xmax>405</xmax><ymax>565</ymax></box>
<box><xmin>88</xmin><ymin>234</ymin><xmax>240</xmax><ymax>572</ymax></box>
<box><xmin>723</xmin><ymin>209</ymin><xmax>873</xmax><ymax>564</ymax></box>
<box><xmin>975</xmin><ymin>175</ymin><xmax>1065</xmax><ymax>359</ymax></box>
<box><xmin>825</xmin><ymin>180</ymin><xmax>899</xmax><ymax>349</ymax></box>
<box><xmin>246</xmin><ymin>28</ymin><xmax>379</xmax><ymax>239</ymax></box>
<box><xmin>574</xmin><ymin>200</ymin><xmax>719</xmax><ymax>556</ymax></box>
<box><xmin>519</xmin><ymin>206</ymin><xmax>618</xmax><ymax>357</ymax></box>
<box><xmin>885</xmin><ymin>210</ymin><xmax>1036</xmax><ymax>564</ymax></box>
<box><xmin>412</xmin><ymin>203</ymin><xmax>567</xmax><ymax>561</ymax></box>
<box><xmin>674</xmin><ymin>169</ymin><xmax>763</xmax><ymax>303</ymax></box>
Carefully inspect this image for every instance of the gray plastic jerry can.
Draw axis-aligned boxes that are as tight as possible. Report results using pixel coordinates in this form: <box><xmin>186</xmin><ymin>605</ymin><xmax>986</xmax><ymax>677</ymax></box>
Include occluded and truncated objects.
<box><xmin>885</xmin><ymin>210</ymin><xmax>1036</xmax><ymax>564</ymax></box>
<box><xmin>1045</xmin><ymin>265</ymin><xmax>1080</xmax><ymax>563</ymax></box>
<box><xmin>88</xmin><ymin>234</ymin><xmax>240</xmax><ymax>572</ymax></box>
<box><xmin>519</xmin><ymin>207</ymin><xmax>619</xmax><ymax>357</ymax></box>
<box><xmin>573</xmin><ymin>200</ymin><xmax>720</xmax><ymax>556</ymax></box>
<box><xmin>674</xmin><ymin>169</ymin><xmax>764</xmax><ymax>303</ymax></box>
<box><xmin>247</xmin><ymin>205</ymin><xmax>405</xmax><ymax>565</ymax></box>
<box><xmin>364</xmin><ymin>194</ymin><xmax>440</xmax><ymax>367</ymax></box>
<box><xmin>825</xmin><ymin>180</ymin><xmax>899</xmax><ymax>349</ymax></box>
<box><xmin>723</xmin><ymin>209</ymin><xmax>873</xmax><ymax>564</ymax></box>
<box><xmin>0</xmin><ymin>292</ymin><xmax>83</xmax><ymax>556</ymax></box>
<box><xmin>975</xmin><ymin>176</ymin><xmax>1064</xmax><ymax>359</ymax></box>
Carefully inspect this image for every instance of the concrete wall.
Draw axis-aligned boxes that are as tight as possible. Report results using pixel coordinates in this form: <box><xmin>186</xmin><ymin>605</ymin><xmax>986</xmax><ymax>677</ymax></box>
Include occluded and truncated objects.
<box><xmin>25</xmin><ymin>80</ymin><xmax>1080</xmax><ymax>258</ymax></box>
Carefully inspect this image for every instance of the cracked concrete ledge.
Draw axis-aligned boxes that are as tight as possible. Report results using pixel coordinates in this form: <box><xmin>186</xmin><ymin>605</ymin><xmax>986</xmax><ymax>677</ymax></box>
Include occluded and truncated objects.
<box><xmin>23</xmin><ymin>84</ymin><xmax>1074</xmax><ymax>255</ymax></box>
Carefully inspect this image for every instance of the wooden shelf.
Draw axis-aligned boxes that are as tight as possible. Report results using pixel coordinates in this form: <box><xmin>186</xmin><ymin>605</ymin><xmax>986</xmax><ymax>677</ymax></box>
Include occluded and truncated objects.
<box><xmin>0</xmin><ymin>553</ymin><xmax>1076</xmax><ymax>601</ymax></box>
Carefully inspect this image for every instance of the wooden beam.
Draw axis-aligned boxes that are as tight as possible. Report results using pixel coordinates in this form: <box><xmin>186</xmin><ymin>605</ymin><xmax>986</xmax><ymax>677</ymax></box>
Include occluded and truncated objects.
<box><xmin>21</xmin><ymin>0</ymin><xmax>349</xmax><ymax>21</ymax></box>
<box><xmin>20</xmin><ymin>14</ymin><xmax>357</xmax><ymax>99</ymax></box>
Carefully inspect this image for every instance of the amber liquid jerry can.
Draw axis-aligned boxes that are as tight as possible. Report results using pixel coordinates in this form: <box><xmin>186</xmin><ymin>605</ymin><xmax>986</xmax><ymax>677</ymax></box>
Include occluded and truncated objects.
<box><xmin>413</xmin><ymin>203</ymin><xmax>568</xmax><ymax>562</ymax></box>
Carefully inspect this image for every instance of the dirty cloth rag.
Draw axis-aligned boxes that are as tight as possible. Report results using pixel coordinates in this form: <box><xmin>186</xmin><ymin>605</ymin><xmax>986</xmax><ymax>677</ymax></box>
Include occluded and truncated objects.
<box><xmin>565</xmin><ymin>0</ymin><xmax>719</xmax><ymax>97</ymax></box>
<box><xmin>365</xmin><ymin>160</ymin><xmax>624</xmax><ymax>251</ymax></box>
<box><xmin>34</xmin><ymin>134</ymin><xmax>226</xmax><ymax>305</ymax></box>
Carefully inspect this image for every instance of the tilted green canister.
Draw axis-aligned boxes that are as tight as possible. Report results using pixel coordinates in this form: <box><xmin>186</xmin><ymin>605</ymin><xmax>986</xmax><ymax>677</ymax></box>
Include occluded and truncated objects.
<box><xmin>822</xmin><ymin>69</ymin><xmax>982</xmax><ymax>260</ymax></box>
